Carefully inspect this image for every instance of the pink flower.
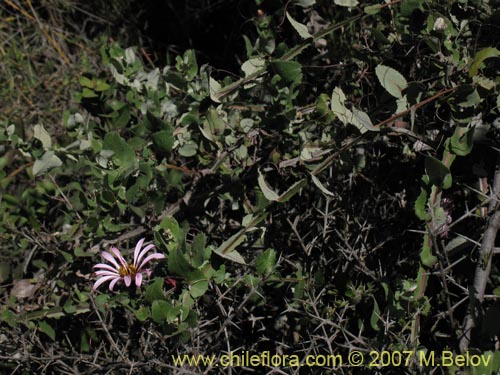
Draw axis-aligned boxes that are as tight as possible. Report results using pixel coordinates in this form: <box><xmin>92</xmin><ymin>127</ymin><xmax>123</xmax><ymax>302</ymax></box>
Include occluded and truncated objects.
<box><xmin>93</xmin><ymin>238</ymin><xmax>165</xmax><ymax>291</ymax></box>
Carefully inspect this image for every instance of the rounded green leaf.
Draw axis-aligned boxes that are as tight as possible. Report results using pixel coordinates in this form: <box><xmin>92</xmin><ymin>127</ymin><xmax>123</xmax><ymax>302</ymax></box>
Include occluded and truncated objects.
<box><xmin>153</xmin><ymin>130</ymin><xmax>174</xmax><ymax>153</ymax></box>
<box><xmin>469</xmin><ymin>47</ymin><xmax>500</xmax><ymax>77</ymax></box>
<box><xmin>270</xmin><ymin>60</ymin><xmax>302</xmax><ymax>83</ymax></box>
<box><xmin>425</xmin><ymin>155</ymin><xmax>451</xmax><ymax>188</ymax></box>
<box><xmin>33</xmin><ymin>151</ymin><xmax>62</xmax><ymax>177</ymax></box>
<box><xmin>375</xmin><ymin>65</ymin><xmax>408</xmax><ymax>99</ymax></box>
<box><xmin>152</xmin><ymin>300</ymin><xmax>171</xmax><ymax>324</ymax></box>
<box><xmin>331</xmin><ymin>87</ymin><xmax>351</xmax><ymax>125</ymax></box>
<box><xmin>334</xmin><ymin>0</ymin><xmax>359</xmax><ymax>7</ymax></box>
<box><xmin>449</xmin><ymin>127</ymin><xmax>473</xmax><ymax>156</ymax></box>
<box><xmin>103</xmin><ymin>133</ymin><xmax>137</xmax><ymax>169</ymax></box>
<box><xmin>258</xmin><ymin>170</ymin><xmax>279</xmax><ymax>201</ymax></box>
<box><xmin>286</xmin><ymin>12</ymin><xmax>312</xmax><ymax>39</ymax></box>
<box><xmin>135</xmin><ymin>306</ymin><xmax>150</xmax><ymax>321</ymax></box>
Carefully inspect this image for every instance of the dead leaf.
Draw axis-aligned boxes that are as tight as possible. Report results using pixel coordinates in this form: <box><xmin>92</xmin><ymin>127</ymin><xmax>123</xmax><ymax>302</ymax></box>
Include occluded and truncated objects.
<box><xmin>10</xmin><ymin>279</ymin><xmax>39</xmax><ymax>299</ymax></box>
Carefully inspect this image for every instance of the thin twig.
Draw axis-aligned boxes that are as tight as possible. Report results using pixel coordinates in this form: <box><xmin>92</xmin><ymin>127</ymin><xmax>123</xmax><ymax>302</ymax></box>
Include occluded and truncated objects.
<box><xmin>89</xmin><ymin>294</ymin><xmax>129</xmax><ymax>364</ymax></box>
<box><xmin>286</xmin><ymin>217</ymin><xmax>310</xmax><ymax>255</ymax></box>
<box><xmin>460</xmin><ymin>155</ymin><xmax>500</xmax><ymax>352</ymax></box>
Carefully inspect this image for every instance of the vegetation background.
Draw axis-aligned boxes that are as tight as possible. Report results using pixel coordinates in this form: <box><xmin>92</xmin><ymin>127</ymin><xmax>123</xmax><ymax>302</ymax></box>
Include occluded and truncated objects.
<box><xmin>1</xmin><ymin>0</ymin><xmax>500</xmax><ymax>374</ymax></box>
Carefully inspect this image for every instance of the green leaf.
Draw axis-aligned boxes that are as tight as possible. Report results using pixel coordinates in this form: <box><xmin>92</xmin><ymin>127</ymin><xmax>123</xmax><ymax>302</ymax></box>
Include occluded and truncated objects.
<box><xmin>144</xmin><ymin>277</ymin><xmax>165</xmax><ymax>303</ymax></box>
<box><xmin>80</xmin><ymin>331</ymin><xmax>90</xmax><ymax>352</ymax></box>
<box><xmin>94</xmin><ymin>79</ymin><xmax>110</xmax><ymax>92</ymax></box>
<box><xmin>364</xmin><ymin>4</ymin><xmax>382</xmax><ymax>14</ymax></box>
<box><xmin>126</xmin><ymin>162</ymin><xmax>153</xmax><ymax>203</ymax></box>
<box><xmin>38</xmin><ymin>320</ymin><xmax>56</xmax><ymax>340</ymax></box>
<box><xmin>278</xmin><ymin>178</ymin><xmax>307</xmax><ymax>203</ymax></box>
<box><xmin>178</xmin><ymin>142</ymin><xmax>198</xmax><ymax>157</ymax></box>
<box><xmin>458</xmin><ymin>89</ymin><xmax>481</xmax><ymax>108</ymax></box>
<box><xmin>258</xmin><ymin>170</ymin><xmax>305</xmax><ymax>202</ymax></box>
<box><xmin>243</xmin><ymin>35</ymin><xmax>253</xmax><ymax>57</ymax></box>
<box><xmin>79</xmin><ymin>76</ymin><xmax>94</xmax><ymax>88</ymax></box>
<box><xmin>311</xmin><ymin>174</ymin><xmax>335</xmax><ymax>197</ymax></box>
<box><xmin>212</xmin><ymin>265</ymin><xmax>226</xmax><ymax>284</ymax></box>
<box><xmin>188</xmin><ymin>271</ymin><xmax>209</xmax><ymax>298</ymax></box>
<box><xmin>294</xmin><ymin>0</ymin><xmax>316</xmax><ymax>7</ymax></box>
<box><xmin>425</xmin><ymin>156</ymin><xmax>451</xmax><ymax>188</ymax></box>
<box><xmin>420</xmin><ymin>234</ymin><xmax>437</xmax><ymax>267</ymax></box>
<box><xmin>146</xmin><ymin>111</ymin><xmax>169</xmax><ymax>131</ymax></box>
<box><xmin>81</xmin><ymin>87</ymin><xmax>98</xmax><ymax>98</ymax></box>
<box><xmin>316</xmin><ymin>93</ymin><xmax>335</xmax><ymax>123</ymax></box>
<box><xmin>94</xmin><ymin>294</ymin><xmax>109</xmax><ymax>312</ymax></box>
<box><xmin>351</xmin><ymin>108</ymin><xmax>376</xmax><ymax>133</ymax></box>
<box><xmin>334</xmin><ymin>0</ymin><xmax>359</xmax><ymax>7</ymax></box>
<box><xmin>449</xmin><ymin>127</ymin><xmax>473</xmax><ymax>156</ymax></box>
<box><xmin>241</xmin><ymin>58</ymin><xmax>266</xmax><ymax>78</ymax></box>
<box><xmin>255</xmin><ymin>249</ymin><xmax>277</xmax><ymax>276</ymax></box>
<box><xmin>286</xmin><ymin>12</ymin><xmax>312</xmax><ymax>39</ymax></box>
<box><xmin>185</xmin><ymin>49</ymin><xmax>198</xmax><ymax>80</ymax></box>
<box><xmin>400</xmin><ymin>0</ymin><xmax>422</xmax><ymax>16</ymax></box>
<box><xmin>375</xmin><ymin>65</ymin><xmax>408</xmax><ymax>99</ymax></box>
<box><xmin>202</xmin><ymin>108</ymin><xmax>226</xmax><ymax>142</ymax></box>
<box><xmin>191</xmin><ymin>233</ymin><xmax>207</xmax><ymax>268</ymax></box>
<box><xmin>103</xmin><ymin>133</ymin><xmax>137</xmax><ymax>169</ymax></box>
<box><xmin>153</xmin><ymin>130</ymin><xmax>175</xmax><ymax>153</ymax></box>
<box><xmin>474</xmin><ymin>76</ymin><xmax>496</xmax><ymax>90</ymax></box>
<box><xmin>168</xmin><ymin>247</ymin><xmax>193</xmax><ymax>276</ymax></box>
<box><xmin>1</xmin><ymin>308</ymin><xmax>17</xmax><ymax>328</ymax></box>
<box><xmin>370</xmin><ymin>298</ymin><xmax>381</xmax><ymax>331</ymax></box>
<box><xmin>258</xmin><ymin>170</ymin><xmax>280</xmax><ymax>201</ymax></box>
<box><xmin>213</xmin><ymin>213</ymin><xmax>268</xmax><ymax>264</ymax></box>
<box><xmin>213</xmin><ymin>234</ymin><xmax>247</xmax><ymax>264</ymax></box>
<box><xmin>270</xmin><ymin>60</ymin><xmax>302</xmax><ymax>83</ymax></box>
<box><xmin>414</xmin><ymin>188</ymin><xmax>431</xmax><ymax>221</ymax></box>
<box><xmin>277</xmin><ymin>179</ymin><xmax>306</xmax><ymax>202</ymax></box>
<box><xmin>151</xmin><ymin>300</ymin><xmax>171</xmax><ymax>324</ymax></box>
<box><xmin>471</xmin><ymin>351</ymin><xmax>500</xmax><ymax>375</ymax></box>
<box><xmin>33</xmin><ymin>151</ymin><xmax>62</xmax><ymax>176</ymax></box>
<box><xmin>433</xmin><ymin>206</ymin><xmax>448</xmax><ymax>232</ymax></box>
<box><xmin>156</xmin><ymin>216</ymin><xmax>182</xmax><ymax>246</ymax></box>
<box><xmin>33</xmin><ymin>124</ymin><xmax>51</xmax><ymax>149</ymax></box>
<box><xmin>331</xmin><ymin>87</ymin><xmax>351</xmax><ymax>125</ymax></box>
<box><xmin>209</xmin><ymin>77</ymin><xmax>222</xmax><ymax>103</ymax></box>
<box><xmin>135</xmin><ymin>306</ymin><xmax>150</xmax><ymax>321</ymax></box>
<box><xmin>444</xmin><ymin>236</ymin><xmax>468</xmax><ymax>254</ymax></box>
<box><xmin>469</xmin><ymin>47</ymin><xmax>500</xmax><ymax>77</ymax></box>
<box><xmin>330</xmin><ymin>88</ymin><xmax>376</xmax><ymax>133</ymax></box>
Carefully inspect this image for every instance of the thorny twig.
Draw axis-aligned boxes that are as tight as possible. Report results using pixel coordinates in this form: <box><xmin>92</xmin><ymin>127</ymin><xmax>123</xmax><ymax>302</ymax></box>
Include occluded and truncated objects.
<box><xmin>460</xmin><ymin>155</ymin><xmax>500</xmax><ymax>352</ymax></box>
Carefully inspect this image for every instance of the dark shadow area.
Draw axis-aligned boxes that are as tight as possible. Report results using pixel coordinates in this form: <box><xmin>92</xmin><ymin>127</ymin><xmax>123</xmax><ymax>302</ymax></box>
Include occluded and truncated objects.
<box><xmin>138</xmin><ymin>0</ymin><xmax>257</xmax><ymax>71</ymax></box>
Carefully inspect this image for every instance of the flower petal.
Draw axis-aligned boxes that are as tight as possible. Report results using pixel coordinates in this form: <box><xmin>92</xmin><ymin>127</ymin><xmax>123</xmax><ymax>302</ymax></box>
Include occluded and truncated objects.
<box><xmin>135</xmin><ymin>244</ymin><xmax>155</xmax><ymax>268</ymax></box>
<box><xmin>110</xmin><ymin>246</ymin><xmax>128</xmax><ymax>269</ymax></box>
<box><xmin>109</xmin><ymin>278</ymin><xmax>120</xmax><ymax>291</ymax></box>
<box><xmin>93</xmin><ymin>263</ymin><xmax>119</xmax><ymax>273</ymax></box>
<box><xmin>135</xmin><ymin>273</ymin><xmax>143</xmax><ymax>287</ymax></box>
<box><xmin>93</xmin><ymin>275</ymin><xmax>119</xmax><ymax>290</ymax></box>
<box><xmin>133</xmin><ymin>238</ymin><xmax>146</xmax><ymax>266</ymax></box>
<box><xmin>101</xmin><ymin>251</ymin><xmax>120</xmax><ymax>269</ymax></box>
<box><xmin>124</xmin><ymin>275</ymin><xmax>132</xmax><ymax>287</ymax></box>
<box><xmin>95</xmin><ymin>270</ymin><xmax>119</xmax><ymax>277</ymax></box>
<box><xmin>138</xmin><ymin>253</ymin><xmax>165</xmax><ymax>271</ymax></box>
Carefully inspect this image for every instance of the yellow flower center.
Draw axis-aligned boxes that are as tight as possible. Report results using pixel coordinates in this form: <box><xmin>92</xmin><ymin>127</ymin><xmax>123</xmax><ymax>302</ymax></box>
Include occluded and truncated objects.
<box><xmin>118</xmin><ymin>264</ymin><xmax>137</xmax><ymax>277</ymax></box>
